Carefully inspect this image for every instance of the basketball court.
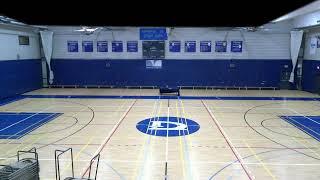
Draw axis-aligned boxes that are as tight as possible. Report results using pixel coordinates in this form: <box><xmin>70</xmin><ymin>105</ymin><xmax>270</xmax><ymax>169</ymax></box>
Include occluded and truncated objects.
<box><xmin>0</xmin><ymin>88</ymin><xmax>320</xmax><ymax>179</ymax></box>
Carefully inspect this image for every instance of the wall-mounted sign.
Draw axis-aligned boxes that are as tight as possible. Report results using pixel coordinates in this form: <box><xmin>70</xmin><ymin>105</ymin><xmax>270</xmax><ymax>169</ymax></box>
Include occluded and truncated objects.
<box><xmin>82</xmin><ymin>41</ymin><xmax>93</xmax><ymax>52</ymax></box>
<box><xmin>146</xmin><ymin>60</ymin><xmax>162</xmax><ymax>69</ymax></box>
<box><xmin>169</xmin><ymin>41</ymin><xmax>181</xmax><ymax>52</ymax></box>
<box><xmin>310</xmin><ymin>37</ymin><xmax>317</xmax><ymax>55</ymax></box>
<box><xmin>215</xmin><ymin>41</ymin><xmax>227</xmax><ymax>52</ymax></box>
<box><xmin>127</xmin><ymin>41</ymin><xmax>138</xmax><ymax>52</ymax></box>
<box><xmin>200</xmin><ymin>41</ymin><xmax>211</xmax><ymax>52</ymax></box>
<box><xmin>231</xmin><ymin>41</ymin><xmax>243</xmax><ymax>52</ymax></box>
<box><xmin>140</xmin><ymin>28</ymin><xmax>167</xmax><ymax>40</ymax></box>
<box><xmin>67</xmin><ymin>41</ymin><xmax>78</xmax><ymax>52</ymax></box>
<box><xmin>185</xmin><ymin>41</ymin><xmax>196</xmax><ymax>52</ymax></box>
<box><xmin>97</xmin><ymin>41</ymin><xmax>108</xmax><ymax>52</ymax></box>
<box><xmin>112</xmin><ymin>41</ymin><xmax>123</xmax><ymax>52</ymax></box>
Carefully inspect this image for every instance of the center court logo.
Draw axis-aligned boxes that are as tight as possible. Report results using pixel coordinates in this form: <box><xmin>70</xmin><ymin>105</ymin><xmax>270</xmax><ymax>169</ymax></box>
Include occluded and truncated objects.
<box><xmin>136</xmin><ymin>117</ymin><xmax>200</xmax><ymax>137</ymax></box>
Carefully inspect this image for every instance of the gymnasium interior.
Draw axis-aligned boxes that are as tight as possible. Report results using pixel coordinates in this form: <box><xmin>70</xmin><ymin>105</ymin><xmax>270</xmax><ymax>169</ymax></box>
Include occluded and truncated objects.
<box><xmin>1</xmin><ymin>0</ymin><xmax>320</xmax><ymax>179</ymax></box>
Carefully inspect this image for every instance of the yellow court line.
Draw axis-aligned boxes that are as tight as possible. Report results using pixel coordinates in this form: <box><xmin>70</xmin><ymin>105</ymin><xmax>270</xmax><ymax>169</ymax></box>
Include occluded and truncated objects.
<box><xmin>176</xmin><ymin>100</ymin><xmax>186</xmax><ymax>179</ymax></box>
<box><xmin>136</xmin><ymin>100</ymin><xmax>162</xmax><ymax>180</ymax></box>
<box><xmin>180</xmin><ymin>99</ymin><xmax>195</xmax><ymax>179</ymax></box>
<box><xmin>61</xmin><ymin>136</ymin><xmax>95</xmax><ymax>176</ymax></box>
<box><xmin>131</xmin><ymin>99</ymin><xmax>159</xmax><ymax>180</ymax></box>
<box><xmin>280</xmin><ymin>125</ymin><xmax>320</xmax><ymax>159</ymax></box>
<box><xmin>243</xmin><ymin>139</ymin><xmax>277</xmax><ymax>180</ymax></box>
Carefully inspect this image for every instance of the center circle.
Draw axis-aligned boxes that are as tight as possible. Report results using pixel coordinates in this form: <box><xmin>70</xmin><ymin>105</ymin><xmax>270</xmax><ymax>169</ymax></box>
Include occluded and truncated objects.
<box><xmin>136</xmin><ymin>116</ymin><xmax>200</xmax><ymax>137</ymax></box>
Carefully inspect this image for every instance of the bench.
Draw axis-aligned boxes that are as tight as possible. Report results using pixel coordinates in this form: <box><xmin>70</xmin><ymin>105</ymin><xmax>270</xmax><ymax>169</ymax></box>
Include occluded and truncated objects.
<box><xmin>159</xmin><ymin>87</ymin><xmax>180</xmax><ymax>96</ymax></box>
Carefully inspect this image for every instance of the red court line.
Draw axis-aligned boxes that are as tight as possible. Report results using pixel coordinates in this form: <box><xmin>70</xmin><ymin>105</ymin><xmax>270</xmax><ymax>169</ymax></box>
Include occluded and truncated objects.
<box><xmin>202</xmin><ymin>100</ymin><xmax>253</xmax><ymax>180</ymax></box>
<box><xmin>81</xmin><ymin>99</ymin><xmax>137</xmax><ymax>178</ymax></box>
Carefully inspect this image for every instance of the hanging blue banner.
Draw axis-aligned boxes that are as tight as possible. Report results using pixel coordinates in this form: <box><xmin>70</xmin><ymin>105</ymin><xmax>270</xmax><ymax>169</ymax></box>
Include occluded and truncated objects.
<box><xmin>127</xmin><ymin>41</ymin><xmax>138</xmax><ymax>52</ymax></box>
<box><xmin>112</xmin><ymin>41</ymin><xmax>123</xmax><ymax>52</ymax></box>
<box><xmin>169</xmin><ymin>41</ymin><xmax>181</xmax><ymax>52</ymax></box>
<box><xmin>231</xmin><ymin>41</ymin><xmax>243</xmax><ymax>52</ymax></box>
<box><xmin>97</xmin><ymin>41</ymin><xmax>108</xmax><ymax>52</ymax></box>
<box><xmin>215</xmin><ymin>41</ymin><xmax>227</xmax><ymax>52</ymax></box>
<box><xmin>67</xmin><ymin>41</ymin><xmax>78</xmax><ymax>52</ymax></box>
<box><xmin>82</xmin><ymin>41</ymin><xmax>93</xmax><ymax>52</ymax></box>
<box><xmin>200</xmin><ymin>41</ymin><xmax>212</xmax><ymax>52</ymax></box>
<box><xmin>185</xmin><ymin>41</ymin><xmax>196</xmax><ymax>52</ymax></box>
<box><xmin>140</xmin><ymin>28</ymin><xmax>168</xmax><ymax>40</ymax></box>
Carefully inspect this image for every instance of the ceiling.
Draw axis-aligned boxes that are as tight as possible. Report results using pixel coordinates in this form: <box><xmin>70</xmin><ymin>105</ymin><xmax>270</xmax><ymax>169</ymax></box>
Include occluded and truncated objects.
<box><xmin>0</xmin><ymin>0</ymin><xmax>316</xmax><ymax>27</ymax></box>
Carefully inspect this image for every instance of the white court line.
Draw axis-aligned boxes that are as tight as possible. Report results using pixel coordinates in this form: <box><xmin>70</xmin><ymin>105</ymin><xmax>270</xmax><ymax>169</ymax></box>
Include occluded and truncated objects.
<box><xmin>283</xmin><ymin>116</ymin><xmax>320</xmax><ymax>141</ymax></box>
<box><xmin>0</xmin><ymin>106</ymin><xmax>53</xmax><ymax>132</ymax></box>
<box><xmin>1</xmin><ymin>157</ymin><xmax>320</xmax><ymax>166</ymax></box>
<box><xmin>14</xmin><ymin>104</ymin><xmax>292</xmax><ymax>110</ymax></box>
<box><xmin>178</xmin><ymin>98</ymin><xmax>193</xmax><ymax>180</ymax></box>
<box><xmin>286</xmin><ymin>108</ymin><xmax>320</xmax><ymax>125</ymax></box>
<box><xmin>138</xmin><ymin>97</ymin><xmax>162</xmax><ymax>180</ymax></box>
<box><xmin>166</xmin><ymin>102</ymin><xmax>169</xmax><ymax>162</ymax></box>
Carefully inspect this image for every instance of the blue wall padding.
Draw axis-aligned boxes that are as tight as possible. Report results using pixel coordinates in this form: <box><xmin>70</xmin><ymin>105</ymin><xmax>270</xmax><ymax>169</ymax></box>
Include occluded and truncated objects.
<box><xmin>51</xmin><ymin>59</ymin><xmax>292</xmax><ymax>87</ymax></box>
<box><xmin>0</xmin><ymin>59</ymin><xmax>42</xmax><ymax>100</ymax></box>
<box><xmin>302</xmin><ymin>60</ymin><xmax>320</xmax><ymax>92</ymax></box>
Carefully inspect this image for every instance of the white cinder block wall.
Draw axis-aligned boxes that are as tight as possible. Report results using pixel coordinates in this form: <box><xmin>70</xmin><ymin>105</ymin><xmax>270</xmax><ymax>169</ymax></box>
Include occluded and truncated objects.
<box><xmin>0</xmin><ymin>25</ymin><xmax>40</xmax><ymax>61</ymax></box>
<box><xmin>50</xmin><ymin>27</ymin><xmax>291</xmax><ymax>60</ymax></box>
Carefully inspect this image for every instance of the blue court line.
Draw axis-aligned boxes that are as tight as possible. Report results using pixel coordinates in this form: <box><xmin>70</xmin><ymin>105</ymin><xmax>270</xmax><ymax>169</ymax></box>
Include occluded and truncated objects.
<box><xmin>280</xmin><ymin>116</ymin><xmax>320</xmax><ymax>142</ymax></box>
<box><xmin>0</xmin><ymin>112</ymin><xmax>62</xmax><ymax>139</ymax></box>
<box><xmin>21</xmin><ymin>95</ymin><xmax>320</xmax><ymax>101</ymax></box>
<box><xmin>0</xmin><ymin>95</ymin><xmax>26</xmax><ymax>106</ymax></box>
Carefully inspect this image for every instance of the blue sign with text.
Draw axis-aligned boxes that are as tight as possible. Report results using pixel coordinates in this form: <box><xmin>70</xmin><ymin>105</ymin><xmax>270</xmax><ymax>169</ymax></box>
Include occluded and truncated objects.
<box><xmin>67</xmin><ymin>41</ymin><xmax>78</xmax><ymax>52</ymax></box>
<box><xmin>127</xmin><ymin>41</ymin><xmax>138</xmax><ymax>52</ymax></box>
<box><xmin>185</xmin><ymin>41</ymin><xmax>196</xmax><ymax>52</ymax></box>
<box><xmin>112</xmin><ymin>41</ymin><xmax>123</xmax><ymax>52</ymax></box>
<box><xmin>200</xmin><ymin>41</ymin><xmax>212</xmax><ymax>52</ymax></box>
<box><xmin>140</xmin><ymin>28</ymin><xmax>168</xmax><ymax>40</ymax></box>
<box><xmin>97</xmin><ymin>41</ymin><xmax>108</xmax><ymax>52</ymax></box>
<box><xmin>215</xmin><ymin>41</ymin><xmax>227</xmax><ymax>52</ymax></box>
<box><xmin>231</xmin><ymin>41</ymin><xmax>243</xmax><ymax>52</ymax></box>
<box><xmin>169</xmin><ymin>41</ymin><xmax>181</xmax><ymax>52</ymax></box>
<box><xmin>82</xmin><ymin>41</ymin><xmax>93</xmax><ymax>52</ymax></box>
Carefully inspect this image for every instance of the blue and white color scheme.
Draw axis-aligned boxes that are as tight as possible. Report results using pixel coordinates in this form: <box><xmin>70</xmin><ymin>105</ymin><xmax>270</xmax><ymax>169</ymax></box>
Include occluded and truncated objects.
<box><xmin>231</xmin><ymin>41</ymin><xmax>243</xmax><ymax>52</ymax></box>
<box><xmin>127</xmin><ymin>41</ymin><xmax>138</xmax><ymax>52</ymax></box>
<box><xmin>169</xmin><ymin>41</ymin><xmax>181</xmax><ymax>52</ymax></box>
<box><xmin>185</xmin><ymin>41</ymin><xmax>196</xmax><ymax>52</ymax></box>
<box><xmin>136</xmin><ymin>117</ymin><xmax>200</xmax><ymax>137</ymax></box>
<box><xmin>0</xmin><ymin>112</ymin><xmax>62</xmax><ymax>139</ymax></box>
<box><xmin>146</xmin><ymin>60</ymin><xmax>162</xmax><ymax>69</ymax></box>
<box><xmin>112</xmin><ymin>41</ymin><xmax>123</xmax><ymax>52</ymax></box>
<box><xmin>215</xmin><ymin>41</ymin><xmax>227</xmax><ymax>52</ymax></box>
<box><xmin>82</xmin><ymin>41</ymin><xmax>93</xmax><ymax>52</ymax></box>
<box><xmin>140</xmin><ymin>28</ymin><xmax>168</xmax><ymax>40</ymax></box>
<box><xmin>200</xmin><ymin>41</ymin><xmax>212</xmax><ymax>52</ymax></box>
<box><xmin>280</xmin><ymin>116</ymin><xmax>320</xmax><ymax>142</ymax></box>
<box><xmin>67</xmin><ymin>41</ymin><xmax>78</xmax><ymax>52</ymax></box>
<box><xmin>97</xmin><ymin>41</ymin><xmax>108</xmax><ymax>52</ymax></box>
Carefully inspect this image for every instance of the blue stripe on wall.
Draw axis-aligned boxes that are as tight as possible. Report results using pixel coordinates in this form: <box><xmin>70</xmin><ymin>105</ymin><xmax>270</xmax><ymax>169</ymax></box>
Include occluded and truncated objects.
<box><xmin>302</xmin><ymin>60</ymin><xmax>320</xmax><ymax>92</ymax></box>
<box><xmin>0</xmin><ymin>59</ymin><xmax>42</xmax><ymax>100</ymax></box>
<box><xmin>52</xmin><ymin>59</ymin><xmax>292</xmax><ymax>87</ymax></box>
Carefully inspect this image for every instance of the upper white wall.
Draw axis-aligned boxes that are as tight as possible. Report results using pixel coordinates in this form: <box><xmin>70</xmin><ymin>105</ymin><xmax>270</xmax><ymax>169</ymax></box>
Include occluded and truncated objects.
<box><xmin>50</xmin><ymin>27</ymin><xmax>290</xmax><ymax>60</ymax></box>
<box><xmin>0</xmin><ymin>24</ymin><xmax>40</xmax><ymax>61</ymax></box>
<box><xmin>304</xmin><ymin>27</ymin><xmax>320</xmax><ymax>60</ymax></box>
